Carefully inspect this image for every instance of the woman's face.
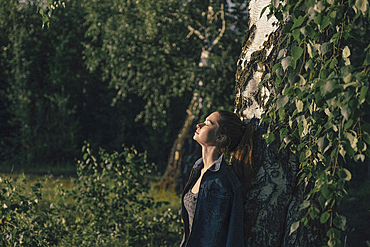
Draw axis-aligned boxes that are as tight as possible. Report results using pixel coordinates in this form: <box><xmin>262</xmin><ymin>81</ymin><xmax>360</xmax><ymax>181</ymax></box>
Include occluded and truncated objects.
<box><xmin>193</xmin><ymin>112</ymin><xmax>221</xmax><ymax>147</ymax></box>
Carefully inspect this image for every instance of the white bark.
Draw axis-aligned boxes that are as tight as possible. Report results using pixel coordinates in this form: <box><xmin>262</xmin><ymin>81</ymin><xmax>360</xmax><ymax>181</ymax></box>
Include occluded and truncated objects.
<box><xmin>236</xmin><ymin>1</ymin><xmax>326</xmax><ymax>246</ymax></box>
<box><xmin>236</xmin><ymin>0</ymin><xmax>278</xmax><ymax>119</ymax></box>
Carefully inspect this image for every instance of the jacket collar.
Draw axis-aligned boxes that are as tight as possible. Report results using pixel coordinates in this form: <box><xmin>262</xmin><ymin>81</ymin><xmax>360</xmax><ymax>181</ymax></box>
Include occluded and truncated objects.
<box><xmin>193</xmin><ymin>154</ymin><xmax>223</xmax><ymax>172</ymax></box>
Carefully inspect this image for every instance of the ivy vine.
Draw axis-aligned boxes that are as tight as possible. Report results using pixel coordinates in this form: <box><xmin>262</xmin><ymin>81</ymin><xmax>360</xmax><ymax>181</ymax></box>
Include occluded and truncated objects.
<box><xmin>260</xmin><ymin>0</ymin><xmax>370</xmax><ymax>246</ymax></box>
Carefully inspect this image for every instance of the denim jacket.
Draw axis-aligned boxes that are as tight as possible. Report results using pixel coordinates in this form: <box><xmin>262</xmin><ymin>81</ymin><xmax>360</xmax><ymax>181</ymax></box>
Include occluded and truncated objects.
<box><xmin>180</xmin><ymin>155</ymin><xmax>244</xmax><ymax>247</ymax></box>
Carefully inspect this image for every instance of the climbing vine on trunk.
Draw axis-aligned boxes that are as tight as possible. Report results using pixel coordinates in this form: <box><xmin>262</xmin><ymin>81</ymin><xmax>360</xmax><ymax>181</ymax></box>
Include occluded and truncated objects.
<box><xmin>260</xmin><ymin>0</ymin><xmax>369</xmax><ymax>246</ymax></box>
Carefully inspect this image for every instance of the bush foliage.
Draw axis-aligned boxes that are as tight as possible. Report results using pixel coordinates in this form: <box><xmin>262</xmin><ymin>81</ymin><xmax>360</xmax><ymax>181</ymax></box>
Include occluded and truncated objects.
<box><xmin>0</xmin><ymin>144</ymin><xmax>182</xmax><ymax>246</ymax></box>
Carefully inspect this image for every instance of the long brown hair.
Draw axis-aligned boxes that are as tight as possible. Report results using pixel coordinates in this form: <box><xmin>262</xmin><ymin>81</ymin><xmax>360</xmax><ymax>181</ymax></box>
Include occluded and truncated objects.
<box><xmin>216</xmin><ymin>110</ymin><xmax>254</xmax><ymax>192</ymax></box>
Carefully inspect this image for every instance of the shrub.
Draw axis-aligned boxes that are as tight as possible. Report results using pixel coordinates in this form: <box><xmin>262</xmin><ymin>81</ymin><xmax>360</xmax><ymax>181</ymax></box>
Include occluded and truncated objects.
<box><xmin>0</xmin><ymin>144</ymin><xmax>182</xmax><ymax>246</ymax></box>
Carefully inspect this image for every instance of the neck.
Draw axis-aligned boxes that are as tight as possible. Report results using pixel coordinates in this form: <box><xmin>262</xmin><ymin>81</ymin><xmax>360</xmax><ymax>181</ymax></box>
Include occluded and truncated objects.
<box><xmin>201</xmin><ymin>146</ymin><xmax>221</xmax><ymax>170</ymax></box>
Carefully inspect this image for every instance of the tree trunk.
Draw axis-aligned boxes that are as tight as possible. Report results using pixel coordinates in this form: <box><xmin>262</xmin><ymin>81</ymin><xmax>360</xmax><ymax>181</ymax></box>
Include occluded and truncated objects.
<box><xmin>236</xmin><ymin>0</ymin><xmax>327</xmax><ymax>246</ymax></box>
<box><xmin>157</xmin><ymin>94</ymin><xmax>201</xmax><ymax>193</ymax></box>
<box><xmin>158</xmin><ymin>2</ymin><xmax>227</xmax><ymax>193</ymax></box>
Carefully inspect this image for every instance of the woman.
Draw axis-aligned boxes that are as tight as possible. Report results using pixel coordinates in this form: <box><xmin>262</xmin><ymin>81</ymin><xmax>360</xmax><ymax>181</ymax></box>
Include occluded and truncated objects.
<box><xmin>180</xmin><ymin>110</ymin><xmax>254</xmax><ymax>247</ymax></box>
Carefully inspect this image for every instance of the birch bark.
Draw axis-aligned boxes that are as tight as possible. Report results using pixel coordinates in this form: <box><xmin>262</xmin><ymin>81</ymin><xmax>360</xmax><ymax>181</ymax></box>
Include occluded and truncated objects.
<box><xmin>236</xmin><ymin>0</ymin><xmax>326</xmax><ymax>246</ymax></box>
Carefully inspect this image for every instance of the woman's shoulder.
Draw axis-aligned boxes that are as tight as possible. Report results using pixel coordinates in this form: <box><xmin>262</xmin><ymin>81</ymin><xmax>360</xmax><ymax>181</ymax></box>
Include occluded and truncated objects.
<box><xmin>202</xmin><ymin>161</ymin><xmax>242</xmax><ymax>192</ymax></box>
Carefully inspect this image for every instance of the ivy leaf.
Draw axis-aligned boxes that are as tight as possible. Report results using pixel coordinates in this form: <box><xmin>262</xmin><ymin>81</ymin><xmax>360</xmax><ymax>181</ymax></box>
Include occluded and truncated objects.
<box><xmin>292</xmin><ymin>16</ymin><xmax>306</xmax><ymax>30</ymax></box>
<box><xmin>330</xmin><ymin>32</ymin><xmax>341</xmax><ymax>44</ymax></box>
<box><xmin>320</xmin><ymin>80</ymin><xmax>338</xmax><ymax>96</ymax></box>
<box><xmin>309</xmin><ymin>207</ymin><xmax>320</xmax><ymax>219</ymax></box>
<box><xmin>317</xmin><ymin>136</ymin><xmax>330</xmax><ymax>153</ymax></box>
<box><xmin>314</xmin><ymin>1</ymin><xmax>326</xmax><ymax>13</ymax></box>
<box><xmin>276</xmin><ymin>95</ymin><xmax>289</xmax><ymax>109</ymax></box>
<box><xmin>300</xmin><ymin>200</ymin><xmax>310</xmax><ymax>210</ymax></box>
<box><xmin>296</xmin><ymin>99</ymin><xmax>304</xmax><ymax>112</ymax></box>
<box><xmin>272</xmin><ymin>63</ymin><xmax>282</xmax><ymax>73</ymax></box>
<box><xmin>355</xmin><ymin>154</ymin><xmax>366</xmax><ymax>162</ymax></box>
<box><xmin>326</xmin><ymin>228</ymin><xmax>342</xmax><ymax>239</ymax></box>
<box><xmin>343</xmin><ymin>73</ymin><xmax>352</xmax><ymax>84</ymax></box>
<box><xmin>320</xmin><ymin>211</ymin><xmax>331</xmax><ymax>224</ymax></box>
<box><xmin>344</xmin><ymin>131</ymin><xmax>358</xmax><ymax>151</ymax></box>
<box><xmin>359</xmin><ymin>86</ymin><xmax>368</xmax><ymax>104</ymax></box>
<box><xmin>343</xmin><ymin>46</ymin><xmax>351</xmax><ymax>58</ymax></box>
<box><xmin>344</xmin><ymin>119</ymin><xmax>354</xmax><ymax>130</ymax></box>
<box><xmin>320</xmin><ymin>16</ymin><xmax>330</xmax><ymax>30</ymax></box>
<box><xmin>299</xmin><ymin>75</ymin><xmax>306</xmax><ymax>86</ymax></box>
<box><xmin>354</xmin><ymin>0</ymin><xmax>369</xmax><ymax>14</ymax></box>
<box><xmin>307</xmin><ymin>43</ymin><xmax>314</xmax><ymax>58</ymax></box>
<box><xmin>338</xmin><ymin>168</ymin><xmax>352</xmax><ymax>181</ymax></box>
<box><xmin>292</xmin><ymin>46</ymin><xmax>304</xmax><ymax>60</ymax></box>
<box><xmin>262</xmin><ymin>132</ymin><xmax>276</xmax><ymax>145</ymax></box>
<box><xmin>281</xmin><ymin>56</ymin><xmax>293</xmax><ymax>70</ymax></box>
<box><xmin>340</xmin><ymin>105</ymin><xmax>351</xmax><ymax>120</ymax></box>
<box><xmin>260</xmin><ymin>5</ymin><xmax>269</xmax><ymax>18</ymax></box>
<box><xmin>321</xmin><ymin>184</ymin><xmax>333</xmax><ymax>199</ymax></box>
<box><xmin>320</xmin><ymin>42</ymin><xmax>332</xmax><ymax>55</ymax></box>
<box><xmin>289</xmin><ymin>221</ymin><xmax>300</xmax><ymax>235</ymax></box>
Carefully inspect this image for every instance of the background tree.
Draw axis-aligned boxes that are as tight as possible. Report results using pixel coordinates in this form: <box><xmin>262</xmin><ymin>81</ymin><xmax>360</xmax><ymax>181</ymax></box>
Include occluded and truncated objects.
<box><xmin>236</xmin><ymin>0</ymin><xmax>370</xmax><ymax>246</ymax></box>
<box><xmin>83</xmin><ymin>0</ymin><xmax>247</xmax><ymax>176</ymax></box>
<box><xmin>158</xmin><ymin>0</ymin><xmax>249</xmax><ymax>192</ymax></box>
<box><xmin>0</xmin><ymin>0</ymin><xmax>160</xmax><ymax>171</ymax></box>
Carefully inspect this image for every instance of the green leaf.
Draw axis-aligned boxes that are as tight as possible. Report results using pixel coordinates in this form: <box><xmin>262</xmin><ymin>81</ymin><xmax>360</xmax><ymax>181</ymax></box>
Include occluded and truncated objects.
<box><xmin>354</xmin><ymin>0</ymin><xmax>369</xmax><ymax>14</ymax></box>
<box><xmin>333</xmin><ymin>215</ymin><xmax>347</xmax><ymax>230</ymax></box>
<box><xmin>320</xmin><ymin>211</ymin><xmax>330</xmax><ymax>223</ymax></box>
<box><xmin>320</xmin><ymin>42</ymin><xmax>332</xmax><ymax>55</ymax></box>
<box><xmin>344</xmin><ymin>119</ymin><xmax>354</xmax><ymax>130</ymax></box>
<box><xmin>282</xmin><ymin>56</ymin><xmax>293</xmax><ymax>70</ymax></box>
<box><xmin>330</xmin><ymin>58</ymin><xmax>338</xmax><ymax>68</ymax></box>
<box><xmin>263</xmin><ymin>132</ymin><xmax>276</xmax><ymax>145</ymax></box>
<box><xmin>292</xmin><ymin>46</ymin><xmax>304</xmax><ymax>60</ymax></box>
<box><xmin>326</xmin><ymin>0</ymin><xmax>335</xmax><ymax>5</ymax></box>
<box><xmin>293</xmin><ymin>29</ymin><xmax>302</xmax><ymax>43</ymax></box>
<box><xmin>344</xmin><ymin>131</ymin><xmax>358</xmax><ymax>151</ymax></box>
<box><xmin>305</xmin><ymin>25</ymin><xmax>318</xmax><ymax>40</ymax></box>
<box><xmin>276</xmin><ymin>95</ymin><xmax>289</xmax><ymax>109</ymax></box>
<box><xmin>340</xmin><ymin>105</ymin><xmax>352</xmax><ymax>120</ymax></box>
<box><xmin>359</xmin><ymin>86</ymin><xmax>368</xmax><ymax>104</ymax></box>
<box><xmin>320</xmin><ymin>80</ymin><xmax>338</xmax><ymax>96</ymax></box>
<box><xmin>355</xmin><ymin>154</ymin><xmax>366</xmax><ymax>162</ymax></box>
<box><xmin>272</xmin><ymin>63</ymin><xmax>282</xmax><ymax>73</ymax></box>
<box><xmin>279</xmin><ymin>108</ymin><xmax>286</xmax><ymax>121</ymax></box>
<box><xmin>260</xmin><ymin>5</ymin><xmax>269</xmax><ymax>18</ymax></box>
<box><xmin>338</xmin><ymin>168</ymin><xmax>352</xmax><ymax>181</ymax></box>
<box><xmin>330</xmin><ymin>32</ymin><xmax>341</xmax><ymax>44</ymax></box>
<box><xmin>296</xmin><ymin>99</ymin><xmax>304</xmax><ymax>113</ymax></box>
<box><xmin>321</xmin><ymin>184</ymin><xmax>333</xmax><ymax>199</ymax></box>
<box><xmin>300</xmin><ymin>200</ymin><xmax>310</xmax><ymax>210</ymax></box>
<box><xmin>318</xmin><ymin>194</ymin><xmax>326</xmax><ymax>209</ymax></box>
<box><xmin>292</xmin><ymin>15</ymin><xmax>306</xmax><ymax>29</ymax></box>
<box><xmin>289</xmin><ymin>221</ymin><xmax>300</xmax><ymax>235</ymax></box>
<box><xmin>343</xmin><ymin>46</ymin><xmax>351</xmax><ymax>58</ymax></box>
<box><xmin>320</xmin><ymin>16</ymin><xmax>330</xmax><ymax>30</ymax></box>
<box><xmin>309</xmin><ymin>207</ymin><xmax>320</xmax><ymax>219</ymax></box>
<box><xmin>314</xmin><ymin>1</ymin><xmax>326</xmax><ymax>13</ymax></box>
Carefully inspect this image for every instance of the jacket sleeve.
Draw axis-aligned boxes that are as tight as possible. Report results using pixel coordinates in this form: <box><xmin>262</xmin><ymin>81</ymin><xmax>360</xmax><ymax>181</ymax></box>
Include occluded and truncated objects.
<box><xmin>226</xmin><ymin>183</ymin><xmax>244</xmax><ymax>246</ymax></box>
<box><xmin>186</xmin><ymin>178</ymin><xmax>244</xmax><ymax>247</ymax></box>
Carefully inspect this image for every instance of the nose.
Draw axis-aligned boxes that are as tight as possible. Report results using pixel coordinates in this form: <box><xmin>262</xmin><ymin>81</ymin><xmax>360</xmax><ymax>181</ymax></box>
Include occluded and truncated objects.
<box><xmin>197</xmin><ymin>123</ymin><xmax>205</xmax><ymax>129</ymax></box>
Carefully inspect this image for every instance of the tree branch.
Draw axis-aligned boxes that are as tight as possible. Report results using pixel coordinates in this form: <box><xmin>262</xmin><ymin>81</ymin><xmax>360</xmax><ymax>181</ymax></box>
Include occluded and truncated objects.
<box><xmin>209</xmin><ymin>3</ymin><xmax>225</xmax><ymax>50</ymax></box>
<box><xmin>186</xmin><ymin>25</ymin><xmax>205</xmax><ymax>40</ymax></box>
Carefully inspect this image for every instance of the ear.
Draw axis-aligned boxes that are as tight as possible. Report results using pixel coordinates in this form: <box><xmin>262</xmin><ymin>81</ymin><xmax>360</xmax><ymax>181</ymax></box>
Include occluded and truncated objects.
<box><xmin>216</xmin><ymin>134</ymin><xmax>227</xmax><ymax>143</ymax></box>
